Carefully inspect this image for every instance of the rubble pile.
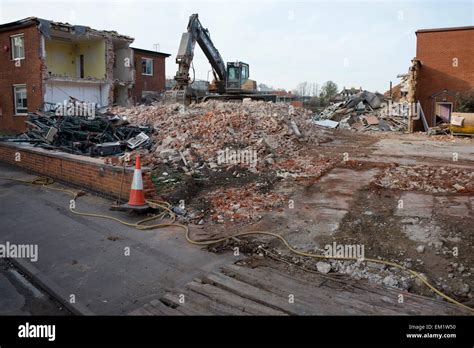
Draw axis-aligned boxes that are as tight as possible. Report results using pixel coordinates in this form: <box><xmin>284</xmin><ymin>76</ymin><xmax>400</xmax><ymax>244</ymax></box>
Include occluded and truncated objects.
<box><xmin>314</xmin><ymin>90</ymin><xmax>408</xmax><ymax>132</ymax></box>
<box><xmin>274</xmin><ymin>155</ymin><xmax>337</xmax><ymax>178</ymax></box>
<box><xmin>12</xmin><ymin>111</ymin><xmax>153</xmax><ymax>156</ymax></box>
<box><xmin>374</xmin><ymin>165</ymin><xmax>474</xmax><ymax>193</ymax></box>
<box><xmin>113</xmin><ymin>100</ymin><xmax>334</xmax><ymax>176</ymax></box>
<box><xmin>206</xmin><ymin>183</ymin><xmax>287</xmax><ymax>223</ymax></box>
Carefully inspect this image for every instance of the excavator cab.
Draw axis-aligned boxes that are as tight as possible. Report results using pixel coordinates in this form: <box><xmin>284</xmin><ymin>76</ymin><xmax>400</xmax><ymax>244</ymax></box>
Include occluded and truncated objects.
<box><xmin>226</xmin><ymin>62</ymin><xmax>255</xmax><ymax>93</ymax></box>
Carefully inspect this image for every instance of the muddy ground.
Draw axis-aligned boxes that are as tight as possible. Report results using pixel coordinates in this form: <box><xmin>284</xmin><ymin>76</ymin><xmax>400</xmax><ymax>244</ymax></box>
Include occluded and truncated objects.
<box><xmin>151</xmin><ymin>129</ymin><xmax>474</xmax><ymax>306</ymax></box>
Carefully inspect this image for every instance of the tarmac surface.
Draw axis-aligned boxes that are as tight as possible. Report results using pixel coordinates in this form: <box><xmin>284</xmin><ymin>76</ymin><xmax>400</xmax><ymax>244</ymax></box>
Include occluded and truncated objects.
<box><xmin>0</xmin><ymin>162</ymin><xmax>236</xmax><ymax>314</ymax></box>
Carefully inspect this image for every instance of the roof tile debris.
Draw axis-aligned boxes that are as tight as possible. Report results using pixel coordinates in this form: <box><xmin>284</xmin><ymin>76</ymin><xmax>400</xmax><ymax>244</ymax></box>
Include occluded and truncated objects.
<box><xmin>314</xmin><ymin>90</ymin><xmax>408</xmax><ymax>132</ymax></box>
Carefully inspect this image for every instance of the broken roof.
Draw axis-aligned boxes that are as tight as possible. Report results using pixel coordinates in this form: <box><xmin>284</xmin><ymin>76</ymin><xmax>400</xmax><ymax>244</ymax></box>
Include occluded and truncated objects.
<box><xmin>0</xmin><ymin>16</ymin><xmax>133</xmax><ymax>41</ymax></box>
<box><xmin>131</xmin><ymin>47</ymin><xmax>171</xmax><ymax>58</ymax></box>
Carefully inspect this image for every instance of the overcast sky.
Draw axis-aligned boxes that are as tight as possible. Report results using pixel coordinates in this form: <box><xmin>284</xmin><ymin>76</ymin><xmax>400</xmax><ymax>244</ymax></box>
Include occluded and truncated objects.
<box><xmin>1</xmin><ymin>0</ymin><xmax>473</xmax><ymax>93</ymax></box>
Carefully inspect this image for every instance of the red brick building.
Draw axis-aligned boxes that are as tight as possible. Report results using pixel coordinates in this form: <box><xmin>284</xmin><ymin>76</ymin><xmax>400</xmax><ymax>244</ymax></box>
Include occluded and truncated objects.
<box><xmin>132</xmin><ymin>48</ymin><xmax>170</xmax><ymax>104</ymax></box>
<box><xmin>415</xmin><ymin>26</ymin><xmax>474</xmax><ymax>128</ymax></box>
<box><xmin>0</xmin><ymin>17</ymin><xmax>170</xmax><ymax>134</ymax></box>
<box><xmin>0</xmin><ymin>20</ymin><xmax>44</xmax><ymax>132</ymax></box>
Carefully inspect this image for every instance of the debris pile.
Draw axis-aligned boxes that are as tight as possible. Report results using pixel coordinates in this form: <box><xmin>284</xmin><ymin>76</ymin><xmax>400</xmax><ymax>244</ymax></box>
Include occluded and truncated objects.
<box><xmin>206</xmin><ymin>183</ymin><xmax>287</xmax><ymax>223</ymax></box>
<box><xmin>13</xmin><ymin>111</ymin><xmax>153</xmax><ymax>156</ymax></box>
<box><xmin>314</xmin><ymin>90</ymin><xmax>408</xmax><ymax>132</ymax></box>
<box><xmin>113</xmin><ymin>99</ymin><xmax>335</xmax><ymax>176</ymax></box>
<box><xmin>111</xmin><ymin>100</ymin><xmax>338</xmax><ymax>224</ymax></box>
<box><xmin>374</xmin><ymin>165</ymin><xmax>474</xmax><ymax>193</ymax></box>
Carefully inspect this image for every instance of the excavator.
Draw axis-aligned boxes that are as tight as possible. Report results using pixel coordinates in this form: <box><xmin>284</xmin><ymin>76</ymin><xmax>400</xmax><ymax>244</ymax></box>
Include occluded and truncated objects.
<box><xmin>164</xmin><ymin>14</ymin><xmax>276</xmax><ymax>105</ymax></box>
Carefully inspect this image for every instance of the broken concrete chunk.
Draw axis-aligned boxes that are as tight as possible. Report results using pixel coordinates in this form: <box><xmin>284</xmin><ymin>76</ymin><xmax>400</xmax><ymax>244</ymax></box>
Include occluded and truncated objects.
<box><xmin>314</xmin><ymin>119</ymin><xmax>339</xmax><ymax>128</ymax></box>
<box><xmin>316</xmin><ymin>261</ymin><xmax>331</xmax><ymax>274</ymax></box>
<box><xmin>382</xmin><ymin>275</ymin><xmax>398</xmax><ymax>288</ymax></box>
<box><xmin>416</xmin><ymin>245</ymin><xmax>425</xmax><ymax>253</ymax></box>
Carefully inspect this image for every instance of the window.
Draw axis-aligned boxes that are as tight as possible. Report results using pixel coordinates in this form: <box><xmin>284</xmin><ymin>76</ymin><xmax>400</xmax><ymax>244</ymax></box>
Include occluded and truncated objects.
<box><xmin>242</xmin><ymin>65</ymin><xmax>249</xmax><ymax>80</ymax></box>
<box><xmin>13</xmin><ymin>85</ymin><xmax>27</xmax><ymax>115</ymax></box>
<box><xmin>228</xmin><ymin>67</ymin><xmax>239</xmax><ymax>81</ymax></box>
<box><xmin>141</xmin><ymin>58</ymin><xmax>153</xmax><ymax>76</ymax></box>
<box><xmin>11</xmin><ymin>34</ymin><xmax>25</xmax><ymax>60</ymax></box>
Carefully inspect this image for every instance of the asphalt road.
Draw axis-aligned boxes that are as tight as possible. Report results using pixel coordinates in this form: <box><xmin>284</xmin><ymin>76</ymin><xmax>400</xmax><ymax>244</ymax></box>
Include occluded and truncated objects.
<box><xmin>0</xmin><ymin>259</ymin><xmax>69</xmax><ymax>315</ymax></box>
<box><xmin>0</xmin><ymin>162</ymin><xmax>236</xmax><ymax>315</ymax></box>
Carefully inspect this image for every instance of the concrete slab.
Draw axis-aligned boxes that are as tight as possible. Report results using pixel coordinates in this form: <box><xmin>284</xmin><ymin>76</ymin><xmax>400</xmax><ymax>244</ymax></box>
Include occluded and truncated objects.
<box><xmin>371</xmin><ymin>138</ymin><xmax>474</xmax><ymax>163</ymax></box>
<box><xmin>434</xmin><ymin>196</ymin><xmax>472</xmax><ymax>218</ymax></box>
<box><xmin>395</xmin><ymin>192</ymin><xmax>433</xmax><ymax>218</ymax></box>
<box><xmin>283</xmin><ymin>168</ymin><xmax>379</xmax><ymax>248</ymax></box>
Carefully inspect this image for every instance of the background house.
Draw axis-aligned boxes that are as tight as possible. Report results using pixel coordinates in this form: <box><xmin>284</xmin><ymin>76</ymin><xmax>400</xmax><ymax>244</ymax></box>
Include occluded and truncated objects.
<box><xmin>132</xmin><ymin>48</ymin><xmax>170</xmax><ymax>104</ymax></box>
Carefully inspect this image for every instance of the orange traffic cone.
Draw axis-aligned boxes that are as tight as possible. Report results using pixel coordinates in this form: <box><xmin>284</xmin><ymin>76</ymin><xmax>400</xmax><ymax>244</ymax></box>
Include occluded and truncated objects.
<box><xmin>126</xmin><ymin>155</ymin><xmax>148</xmax><ymax>209</ymax></box>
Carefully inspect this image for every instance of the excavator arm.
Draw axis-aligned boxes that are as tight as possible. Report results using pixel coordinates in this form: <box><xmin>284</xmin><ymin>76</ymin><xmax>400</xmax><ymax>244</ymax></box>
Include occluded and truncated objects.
<box><xmin>164</xmin><ymin>13</ymin><xmax>262</xmax><ymax>105</ymax></box>
<box><xmin>173</xmin><ymin>14</ymin><xmax>226</xmax><ymax>89</ymax></box>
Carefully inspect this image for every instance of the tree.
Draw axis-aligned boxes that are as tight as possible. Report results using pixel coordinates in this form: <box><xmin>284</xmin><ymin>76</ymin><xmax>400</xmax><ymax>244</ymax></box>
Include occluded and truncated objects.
<box><xmin>456</xmin><ymin>90</ymin><xmax>474</xmax><ymax>112</ymax></box>
<box><xmin>310</xmin><ymin>83</ymin><xmax>319</xmax><ymax>98</ymax></box>
<box><xmin>294</xmin><ymin>82</ymin><xmax>320</xmax><ymax>97</ymax></box>
<box><xmin>258</xmin><ymin>83</ymin><xmax>273</xmax><ymax>92</ymax></box>
<box><xmin>321</xmin><ymin>81</ymin><xmax>338</xmax><ymax>100</ymax></box>
<box><xmin>294</xmin><ymin>82</ymin><xmax>308</xmax><ymax>96</ymax></box>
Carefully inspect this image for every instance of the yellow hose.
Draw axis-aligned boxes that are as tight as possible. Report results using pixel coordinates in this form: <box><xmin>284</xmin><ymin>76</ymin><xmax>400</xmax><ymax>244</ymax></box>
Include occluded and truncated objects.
<box><xmin>1</xmin><ymin>175</ymin><xmax>472</xmax><ymax>313</ymax></box>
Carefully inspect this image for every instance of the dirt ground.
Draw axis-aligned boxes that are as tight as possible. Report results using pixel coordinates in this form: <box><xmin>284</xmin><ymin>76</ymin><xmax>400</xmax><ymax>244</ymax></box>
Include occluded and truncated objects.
<box><xmin>158</xmin><ymin>129</ymin><xmax>474</xmax><ymax>306</ymax></box>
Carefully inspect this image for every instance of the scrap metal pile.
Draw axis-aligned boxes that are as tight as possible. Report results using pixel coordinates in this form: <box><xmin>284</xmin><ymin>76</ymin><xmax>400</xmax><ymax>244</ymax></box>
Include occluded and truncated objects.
<box><xmin>113</xmin><ymin>99</ymin><xmax>336</xmax><ymax>177</ymax></box>
<box><xmin>15</xmin><ymin>110</ymin><xmax>153</xmax><ymax>156</ymax></box>
<box><xmin>313</xmin><ymin>90</ymin><xmax>408</xmax><ymax>132</ymax></box>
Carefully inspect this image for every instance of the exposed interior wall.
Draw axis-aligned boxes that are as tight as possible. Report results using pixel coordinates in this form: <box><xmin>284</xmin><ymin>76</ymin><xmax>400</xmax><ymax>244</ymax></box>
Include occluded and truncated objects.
<box><xmin>111</xmin><ymin>39</ymin><xmax>134</xmax><ymax>107</ymax></box>
<box><xmin>44</xmin><ymin>37</ymin><xmax>106</xmax><ymax>79</ymax></box>
<box><xmin>79</xmin><ymin>39</ymin><xmax>106</xmax><ymax>78</ymax></box>
<box><xmin>44</xmin><ymin>80</ymin><xmax>110</xmax><ymax>107</ymax></box>
<box><xmin>113</xmin><ymin>84</ymin><xmax>129</xmax><ymax>106</ymax></box>
<box><xmin>114</xmin><ymin>47</ymin><xmax>134</xmax><ymax>82</ymax></box>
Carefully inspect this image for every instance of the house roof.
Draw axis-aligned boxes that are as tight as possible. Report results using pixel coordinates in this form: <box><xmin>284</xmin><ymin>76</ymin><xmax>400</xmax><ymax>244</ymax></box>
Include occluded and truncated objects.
<box><xmin>131</xmin><ymin>47</ymin><xmax>171</xmax><ymax>58</ymax></box>
<box><xmin>0</xmin><ymin>17</ymin><xmax>37</xmax><ymax>31</ymax></box>
<box><xmin>416</xmin><ymin>25</ymin><xmax>474</xmax><ymax>34</ymax></box>
<box><xmin>0</xmin><ymin>17</ymin><xmax>133</xmax><ymax>41</ymax></box>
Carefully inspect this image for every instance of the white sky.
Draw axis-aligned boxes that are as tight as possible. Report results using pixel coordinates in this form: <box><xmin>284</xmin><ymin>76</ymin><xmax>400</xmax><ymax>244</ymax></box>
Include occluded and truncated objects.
<box><xmin>1</xmin><ymin>0</ymin><xmax>473</xmax><ymax>93</ymax></box>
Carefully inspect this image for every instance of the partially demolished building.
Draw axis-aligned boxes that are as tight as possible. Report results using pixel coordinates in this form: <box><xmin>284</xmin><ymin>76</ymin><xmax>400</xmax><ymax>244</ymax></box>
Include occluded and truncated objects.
<box><xmin>405</xmin><ymin>26</ymin><xmax>474</xmax><ymax>131</ymax></box>
<box><xmin>0</xmin><ymin>17</ymin><xmax>170</xmax><ymax>133</ymax></box>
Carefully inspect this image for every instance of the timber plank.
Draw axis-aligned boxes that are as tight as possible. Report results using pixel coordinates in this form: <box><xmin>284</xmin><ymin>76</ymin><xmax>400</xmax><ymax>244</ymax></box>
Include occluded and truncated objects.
<box><xmin>202</xmin><ymin>272</ymin><xmax>310</xmax><ymax>315</ymax></box>
<box><xmin>187</xmin><ymin>281</ymin><xmax>287</xmax><ymax>315</ymax></box>
<box><xmin>223</xmin><ymin>264</ymin><xmax>400</xmax><ymax>314</ymax></box>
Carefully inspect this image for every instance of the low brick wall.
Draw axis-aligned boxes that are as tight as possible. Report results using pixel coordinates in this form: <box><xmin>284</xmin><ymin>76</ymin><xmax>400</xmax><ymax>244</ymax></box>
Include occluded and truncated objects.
<box><xmin>0</xmin><ymin>142</ymin><xmax>155</xmax><ymax>199</ymax></box>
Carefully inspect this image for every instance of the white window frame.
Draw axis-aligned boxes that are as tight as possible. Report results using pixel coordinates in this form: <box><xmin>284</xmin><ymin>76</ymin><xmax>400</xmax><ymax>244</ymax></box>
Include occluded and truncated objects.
<box><xmin>10</xmin><ymin>34</ymin><xmax>25</xmax><ymax>60</ymax></box>
<box><xmin>141</xmin><ymin>58</ymin><xmax>153</xmax><ymax>76</ymax></box>
<box><xmin>13</xmin><ymin>84</ymin><xmax>28</xmax><ymax>116</ymax></box>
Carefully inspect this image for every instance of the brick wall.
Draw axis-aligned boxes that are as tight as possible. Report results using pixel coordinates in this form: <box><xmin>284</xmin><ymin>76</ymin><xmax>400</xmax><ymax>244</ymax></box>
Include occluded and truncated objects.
<box><xmin>415</xmin><ymin>28</ymin><xmax>474</xmax><ymax>127</ymax></box>
<box><xmin>0</xmin><ymin>24</ymin><xmax>44</xmax><ymax>133</ymax></box>
<box><xmin>0</xmin><ymin>143</ymin><xmax>155</xmax><ymax>199</ymax></box>
<box><xmin>132</xmin><ymin>49</ymin><xmax>167</xmax><ymax>104</ymax></box>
